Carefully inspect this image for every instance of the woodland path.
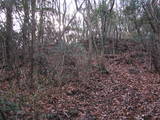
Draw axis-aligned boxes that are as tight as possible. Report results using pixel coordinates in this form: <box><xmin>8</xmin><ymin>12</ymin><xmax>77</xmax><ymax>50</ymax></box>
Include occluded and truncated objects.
<box><xmin>37</xmin><ymin>51</ymin><xmax>160</xmax><ymax>120</ymax></box>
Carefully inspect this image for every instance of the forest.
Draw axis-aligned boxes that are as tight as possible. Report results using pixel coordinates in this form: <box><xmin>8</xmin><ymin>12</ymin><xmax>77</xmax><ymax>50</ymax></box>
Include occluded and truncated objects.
<box><xmin>0</xmin><ymin>0</ymin><xmax>160</xmax><ymax>119</ymax></box>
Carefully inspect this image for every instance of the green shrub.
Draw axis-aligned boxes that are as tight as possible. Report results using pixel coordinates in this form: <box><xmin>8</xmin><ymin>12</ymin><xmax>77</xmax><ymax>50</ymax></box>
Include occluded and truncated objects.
<box><xmin>0</xmin><ymin>98</ymin><xmax>20</xmax><ymax>120</ymax></box>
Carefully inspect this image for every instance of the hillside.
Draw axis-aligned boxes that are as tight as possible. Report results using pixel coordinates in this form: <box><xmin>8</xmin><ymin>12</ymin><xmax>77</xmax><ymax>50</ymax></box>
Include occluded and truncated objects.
<box><xmin>1</xmin><ymin>40</ymin><xmax>160</xmax><ymax>120</ymax></box>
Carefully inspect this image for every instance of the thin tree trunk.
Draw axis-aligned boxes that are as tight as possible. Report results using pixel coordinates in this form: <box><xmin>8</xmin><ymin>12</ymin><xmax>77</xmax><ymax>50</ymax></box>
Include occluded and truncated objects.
<box><xmin>22</xmin><ymin>0</ymin><xmax>29</xmax><ymax>61</ymax></box>
<box><xmin>29</xmin><ymin>0</ymin><xmax>36</xmax><ymax>88</ymax></box>
<box><xmin>38</xmin><ymin>0</ymin><xmax>44</xmax><ymax>50</ymax></box>
<box><xmin>86</xmin><ymin>0</ymin><xmax>93</xmax><ymax>63</ymax></box>
<box><xmin>5</xmin><ymin>0</ymin><xmax>13</xmax><ymax>70</ymax></box>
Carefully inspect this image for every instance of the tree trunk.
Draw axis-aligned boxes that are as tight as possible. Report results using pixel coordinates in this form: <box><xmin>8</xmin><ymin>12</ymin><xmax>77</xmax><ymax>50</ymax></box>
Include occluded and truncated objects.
<box><xmin>150</xmin><ymin>34</ymin><xmax>160</xmax><ymax>73</ymax></box>
<box><xmin>29</xmin><ymin>0</ymin><xmax>36</xmax><ymax>88</ymax></box>
<box><xmin>5</xmin><ymin>0</ymin><xmax>13</xmax><ymax>70</ymax></box>
<box><xmin>38</xmin><ymin>2</ymin><xmax>44</xmax><ymax>49</ymax></box>
<box><xmin>86</xmin><ymin>0</ymin><xmax>93</xmax><ymax>63</ymax></box>
<box><xmin>22</xmin><ymin>0</ymin><xmax>29</xmax><ymax>59</ymax></box>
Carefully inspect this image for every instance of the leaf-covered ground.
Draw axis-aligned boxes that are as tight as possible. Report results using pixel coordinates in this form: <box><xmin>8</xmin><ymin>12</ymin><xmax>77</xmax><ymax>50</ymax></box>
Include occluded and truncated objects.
<box><xmin>1</xmin><ymin>46</ymin><xmax>160</xmax><ymax>120</ymax></box>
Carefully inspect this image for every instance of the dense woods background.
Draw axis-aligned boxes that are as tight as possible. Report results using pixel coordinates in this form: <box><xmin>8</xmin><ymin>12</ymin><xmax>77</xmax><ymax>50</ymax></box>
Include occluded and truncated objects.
<box><xmin>0</xmin><ymin>0</ymin><xmax>160</xmax><ymax>119</ymax></box>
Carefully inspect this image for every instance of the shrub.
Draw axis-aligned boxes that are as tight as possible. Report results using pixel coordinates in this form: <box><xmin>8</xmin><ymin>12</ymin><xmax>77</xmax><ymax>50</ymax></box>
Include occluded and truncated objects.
<box><xmin>0</xmin><ymin>98</ymin><xmax>20</xmax><ymax>120</ymax></box>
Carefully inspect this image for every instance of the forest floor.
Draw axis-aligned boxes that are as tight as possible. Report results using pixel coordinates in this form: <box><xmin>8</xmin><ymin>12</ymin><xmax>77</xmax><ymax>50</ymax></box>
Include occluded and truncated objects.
<box><xmin>1</xmin><ymin>41</ymin><xmax>160</xmax><ymax>120</ymax></box>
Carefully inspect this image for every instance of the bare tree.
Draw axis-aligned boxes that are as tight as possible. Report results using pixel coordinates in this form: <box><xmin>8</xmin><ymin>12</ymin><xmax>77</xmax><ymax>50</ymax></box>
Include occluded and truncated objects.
<box><xmin>37</xmin><ymin>0</ymin><xmax>45</xmax><ymax>49</ymax></box>
<box><xmin>29</xmin><ymin>0</ymin><xmax>36</xmax><ymax>88</ymax></box>
<box><xmin>142</xmin><ymin>0</ymin><xmax>160</xmax><ymax>73</ymax></box>
<box><xmin>22</xmin><ymin>0</ymin><xmax>30</xmax><ymax>60</ymax></box>
<box><xmin>5</xmin><ymin>0</ymin><xmax>13</xmax><ymax>70</ymax></box>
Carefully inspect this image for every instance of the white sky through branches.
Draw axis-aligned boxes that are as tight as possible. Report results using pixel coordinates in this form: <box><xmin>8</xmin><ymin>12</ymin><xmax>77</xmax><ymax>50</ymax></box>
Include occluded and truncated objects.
<box><xmin>0</xmin><ymin>0</ymin><xmax>120</xmax><ymax>31</ymax></box>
